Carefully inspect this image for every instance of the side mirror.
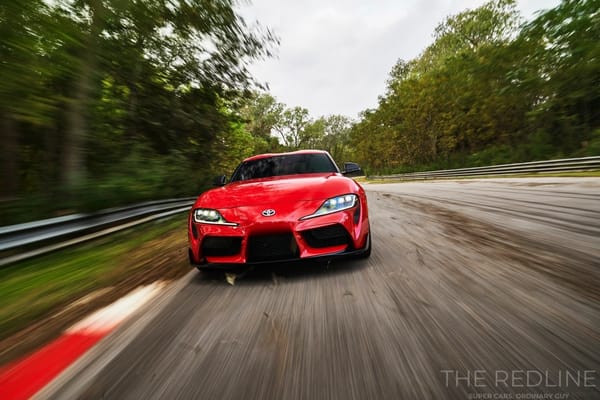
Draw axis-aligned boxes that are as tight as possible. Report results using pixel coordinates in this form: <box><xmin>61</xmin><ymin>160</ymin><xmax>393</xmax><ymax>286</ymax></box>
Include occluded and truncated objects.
<box><xmin>342</xmin><ymin>162</ymin><xmax>363</xmax><ymax>177</ymax></box>
<box><xmin>213</xmin><ymin>175</ymin><xmax>227</xmax><ymax>186</ymax></box>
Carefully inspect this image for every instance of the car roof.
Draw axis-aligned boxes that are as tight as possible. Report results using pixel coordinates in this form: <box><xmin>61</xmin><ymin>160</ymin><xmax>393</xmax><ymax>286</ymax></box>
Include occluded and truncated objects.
<box><xmin>242</xmin><ymin>149</ymin><xmax>330</xmax><ymax>163</ymax></box>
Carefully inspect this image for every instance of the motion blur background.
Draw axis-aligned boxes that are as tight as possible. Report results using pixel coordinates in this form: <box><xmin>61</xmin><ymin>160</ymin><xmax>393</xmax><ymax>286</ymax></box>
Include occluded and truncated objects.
<box><xmin>1</xmin><ymin>0</ymin><xmax>598</xmax><ymax>224</ymax></box>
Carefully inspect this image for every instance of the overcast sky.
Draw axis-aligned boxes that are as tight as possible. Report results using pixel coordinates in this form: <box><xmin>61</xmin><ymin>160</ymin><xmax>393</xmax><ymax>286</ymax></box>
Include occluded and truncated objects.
<box><xmin>238</xmin><ymin>0</ymin><xmax>561</xmax><ymax>119</ymax></box>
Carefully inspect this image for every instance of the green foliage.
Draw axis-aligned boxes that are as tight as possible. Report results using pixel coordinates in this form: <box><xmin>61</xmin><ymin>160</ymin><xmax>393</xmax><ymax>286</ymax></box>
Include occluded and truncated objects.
<box><xmin>238</xmin><ymin>92</ymin><xmax>355</xmax><ymax>166</ymax></box>
<box><xmin>275</xmin><ymin>106</ymin><xmax>311</xmax><ymax>148</ymax></box>
<box><xmin>3</xmin><ymin>0</ymin><xmax>597</xmax><ymax>223</ymax></box>
<box><xmin>238</xmin><ymin>92</ymin><xmax>285</xmax><ymax>154</ymax></box>
<box><xmin>77</xmin><ymin>145</ymin><xmax>194</xmax><ymax>211</ymax></box>
<box><xmin>583</xmin><ymin>130</ymin><xmax>600</xmax><ymax>156</ymax></box>
<box><xmin>0</xmin><ymin>0</ymin><xmax>277</xmax><ymax>223</ymax></box>
<box><xmin>349</xmin><ymin>0</ymin><xmax>600</xmax><ymax>175</ymax></box>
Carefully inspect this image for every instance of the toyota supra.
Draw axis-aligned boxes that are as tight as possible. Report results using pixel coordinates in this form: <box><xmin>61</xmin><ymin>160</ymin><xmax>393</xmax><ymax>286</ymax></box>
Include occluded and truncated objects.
<box><xmin>188</xmin><ymin>150</ymin><xmax>371</xmax><ymax>268</ymax></box>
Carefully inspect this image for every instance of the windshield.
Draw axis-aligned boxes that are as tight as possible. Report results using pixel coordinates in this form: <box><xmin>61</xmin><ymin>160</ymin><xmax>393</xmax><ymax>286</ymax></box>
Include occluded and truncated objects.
<box><xmin>230</xmin><ymin>153</ymin><xmax>338</xmax><ymax>182</ymax></box>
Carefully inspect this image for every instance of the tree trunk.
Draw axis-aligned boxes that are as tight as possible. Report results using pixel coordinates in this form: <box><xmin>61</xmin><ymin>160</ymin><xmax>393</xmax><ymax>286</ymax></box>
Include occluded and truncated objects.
<box><xmin>61</xmin><ymin>0</ymin><xmax>104</xmax><ymax>189</ymax></box>
<box><xmin>126</xmin><ymin>36</ymin><xmax>145</xmax><ymax>142</ymax></box>
<box><xmin>62</xmin><ymin>68</ymin><xmax>90</xmax><ymax>188</ymax></box>
<box><xmin>1</xmin><ymin>111</ymin><xmax>19</xmax><ymax>198</ymax></box>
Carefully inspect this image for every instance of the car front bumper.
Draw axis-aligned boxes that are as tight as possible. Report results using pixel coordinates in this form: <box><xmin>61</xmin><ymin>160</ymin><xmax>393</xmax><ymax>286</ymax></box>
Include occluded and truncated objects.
<box><xmin>188</xmin><ymin>202</ymin><xmax>369</xmax><ymax>266</ymax></box>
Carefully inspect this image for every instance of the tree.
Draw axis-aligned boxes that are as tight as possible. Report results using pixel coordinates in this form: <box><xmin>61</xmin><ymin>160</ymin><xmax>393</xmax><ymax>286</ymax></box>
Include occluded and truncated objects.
<box><xmin>0</xmin><ymin>0</ymin><xmax>54</xmax><ymax>197</ymax></box>
<box><xmin>274</xmin><ymin>106</ymin><xmax>312</xmax><ymax>149</ymax></box>
<box><xmin>53</xmin><ymin>0</ymin><xmax>277</xmax><ymax>189</ymax></box>
<box><xmin>349</xmin><ymin>0</ymin><xmax>530</xmax><ymax>172</ymax></box>
<box><xmin>0</xmin><ymin>0</ymin><xmax>279</xmax><ymax>224</ymax></box>
<box><xmin>317</xmin><ymin>115</ymin><xmax>353</xmax><ymax>163</ymax></box>
<box><xmin>239</xmin><ymin>92</ymin><xmax>284</xmax><ymax>153</ymax></box>
<box><xmin>518</xmin><ymin>0</ymin><xmax>600</xmax><ymax>155</ymax></box>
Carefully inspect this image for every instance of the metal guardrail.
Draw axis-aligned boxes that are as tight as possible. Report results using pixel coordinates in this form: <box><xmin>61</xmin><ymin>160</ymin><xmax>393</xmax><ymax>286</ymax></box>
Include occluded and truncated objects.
<box><xmin>0</xmin><ymin>197</ymin><xmax>195</xmax><ymax>267</ymax></box>
<box><xmin>368</xmin><ymin>156</ymin><xmax>600</xmax><ymax>181</ymax></box>
<box><xmin>2</xmin><ymin>156</ymin><xmax>598</xmax><ymax>266</ymax></box>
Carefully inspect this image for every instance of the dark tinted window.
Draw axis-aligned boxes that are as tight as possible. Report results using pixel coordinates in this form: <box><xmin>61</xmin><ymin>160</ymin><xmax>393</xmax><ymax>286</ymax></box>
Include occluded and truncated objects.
<box><xmin>231</xmin><ymin>153</ymin><xmax>338</xmax><ymax>182</ymax></box>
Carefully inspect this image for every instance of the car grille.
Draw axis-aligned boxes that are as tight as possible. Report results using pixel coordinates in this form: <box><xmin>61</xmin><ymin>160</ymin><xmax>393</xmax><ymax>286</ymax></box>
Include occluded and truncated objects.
<box><xmin>301</xmin><ymin>224</ymin><xmax>350</xmax><ymax>248</ymax></box>
<box><xmin>247</xmin><ymin>233</ymin><xmax>299</xmax><ymax>262</ymax></box>
<box><xmin>202</xmin><ymin>236</ymin><xmax>242</xmax><ymax>257</ymax></box>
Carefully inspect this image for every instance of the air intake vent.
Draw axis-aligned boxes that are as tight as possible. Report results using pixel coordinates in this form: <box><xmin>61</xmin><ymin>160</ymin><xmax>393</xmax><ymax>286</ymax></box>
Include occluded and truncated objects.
<box><xmin>301</xmin><ymin>224</ymin><xmax>350</xmax><ymax>248</ymax></box>
<box><xmin>202</xmin><ymin>237</ymin><xmax>242</xmax><ymax>257</ymax></box>
<box><xmin>247</xmin><ymin>233</ymin><xmax>299</xmax><ymax>262</ymax></box>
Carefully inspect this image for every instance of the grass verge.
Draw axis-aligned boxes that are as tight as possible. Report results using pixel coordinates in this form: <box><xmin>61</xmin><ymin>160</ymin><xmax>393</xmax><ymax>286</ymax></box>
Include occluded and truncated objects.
<box><xmin>0</xmin><ymin>214</ymin><xmax>191</xmax><ymax>365</ymax></box>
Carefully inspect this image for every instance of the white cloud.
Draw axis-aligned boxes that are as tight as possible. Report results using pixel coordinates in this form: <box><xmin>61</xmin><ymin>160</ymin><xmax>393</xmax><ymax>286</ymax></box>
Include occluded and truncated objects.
<box><xmin>239</xmin><ymin>0</ymin><xmax>561</xmax><ymax>119</ymax></box>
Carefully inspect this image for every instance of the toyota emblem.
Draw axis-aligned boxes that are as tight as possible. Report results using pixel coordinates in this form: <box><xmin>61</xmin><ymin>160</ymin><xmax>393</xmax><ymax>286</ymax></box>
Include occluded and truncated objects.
<box><xmin>261</xmin><ymin>209</ymin><xmax>276</xmax><ymax>217</ymax></box>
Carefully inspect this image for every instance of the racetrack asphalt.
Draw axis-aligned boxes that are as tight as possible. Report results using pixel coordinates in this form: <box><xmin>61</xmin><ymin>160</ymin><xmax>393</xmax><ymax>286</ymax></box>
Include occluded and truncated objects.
<box><xmin>38</xmin><ymin>178</ymin><xmax>600</xmax><ymax>399</ymax></box>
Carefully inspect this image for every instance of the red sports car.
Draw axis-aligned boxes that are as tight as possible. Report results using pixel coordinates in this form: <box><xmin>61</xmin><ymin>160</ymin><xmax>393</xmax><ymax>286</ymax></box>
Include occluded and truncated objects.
<box><xmin>188</xmin><ymin>150</ymin><xmax>371</xmax><ymax>268</ymax></box>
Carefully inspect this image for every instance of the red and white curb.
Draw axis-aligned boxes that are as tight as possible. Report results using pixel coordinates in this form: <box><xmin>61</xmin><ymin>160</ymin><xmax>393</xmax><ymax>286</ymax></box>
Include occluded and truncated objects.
<box><xmin>0</xmin><ymin>282</ymin><xmax>164</xmax><ymax>400</ymax></box>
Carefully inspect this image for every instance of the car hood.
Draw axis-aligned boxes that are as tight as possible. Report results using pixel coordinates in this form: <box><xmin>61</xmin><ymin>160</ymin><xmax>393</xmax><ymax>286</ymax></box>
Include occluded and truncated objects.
<box><xmin>196</xmin><ymin>173</ymin><xmax>359</xmax><ymax>209</ymax></box>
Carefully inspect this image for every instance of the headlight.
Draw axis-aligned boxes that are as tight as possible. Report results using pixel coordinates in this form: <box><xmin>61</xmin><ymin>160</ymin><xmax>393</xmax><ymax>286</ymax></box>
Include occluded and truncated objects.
<box><xmin>193</xmin><ymin>208</ymin><xmax>237</xmax><ymax>226</ymax></box>
<box><xmin>300</xmin><ymin>194</ymin><xmax>358</xmax><ymax>220</ymax></box>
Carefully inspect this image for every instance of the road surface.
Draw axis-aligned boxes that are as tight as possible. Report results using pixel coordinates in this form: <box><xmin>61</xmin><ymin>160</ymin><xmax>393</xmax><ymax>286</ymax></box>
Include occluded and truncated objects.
<box><xmin>40</xmin><ymin>178</ymin><xmax>600</xmax><ymax>399</ymax></box>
